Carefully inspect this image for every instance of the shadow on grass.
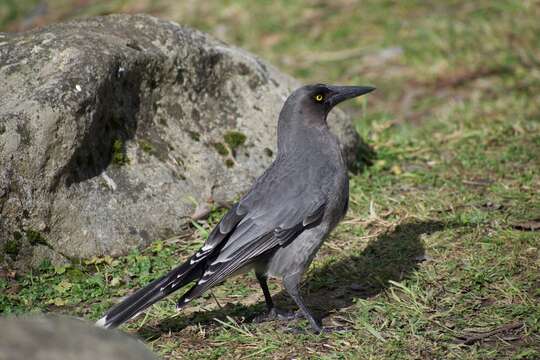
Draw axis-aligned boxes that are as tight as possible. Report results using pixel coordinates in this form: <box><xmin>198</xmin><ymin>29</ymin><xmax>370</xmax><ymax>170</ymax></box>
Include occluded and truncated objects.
<box><xmin>138</xmin><ymin>220</ymin><xmax>446</xmax><ymax>339</ymax></box>
<box><xmin>295</xmin><ymin>220</ymin><xmax>444</xmax><ymax>317</ymax></box>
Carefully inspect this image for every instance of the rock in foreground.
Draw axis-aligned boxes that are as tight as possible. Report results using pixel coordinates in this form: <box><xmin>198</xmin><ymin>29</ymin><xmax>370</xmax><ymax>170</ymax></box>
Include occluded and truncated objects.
<box><xmin>0</xmin><ymin>315</ymin><xmax>157</xmax><ymax>360</ymax></box>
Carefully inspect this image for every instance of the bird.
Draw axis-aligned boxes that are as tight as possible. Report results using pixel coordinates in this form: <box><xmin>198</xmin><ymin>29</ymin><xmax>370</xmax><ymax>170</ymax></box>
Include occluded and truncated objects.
<box><xmin>96</xmin><ymin>83</ymin><xmax>375</xmax><ymax>333</ymax></box>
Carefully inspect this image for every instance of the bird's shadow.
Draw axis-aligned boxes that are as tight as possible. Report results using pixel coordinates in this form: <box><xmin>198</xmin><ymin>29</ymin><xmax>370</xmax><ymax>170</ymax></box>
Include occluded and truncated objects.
<box><xmin>138</xmin><ymin>220</ymin><xmax>447</xmax><ymax>339</ymax></box>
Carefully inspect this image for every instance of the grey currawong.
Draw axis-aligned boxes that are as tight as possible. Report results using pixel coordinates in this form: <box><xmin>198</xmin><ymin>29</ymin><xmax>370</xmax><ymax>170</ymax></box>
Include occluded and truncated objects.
<box><xmin>96</xmin><ymin>83</ymin><xmax>375</xmax><ymax>333</ymax></box>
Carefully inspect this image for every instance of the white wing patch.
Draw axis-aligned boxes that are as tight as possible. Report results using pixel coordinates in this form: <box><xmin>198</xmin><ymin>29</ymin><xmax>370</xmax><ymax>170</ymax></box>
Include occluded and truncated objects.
<box><xmin>201</xmin><ymin>243</ymin><xmax>214</xmax><ymax>252</ymax></box>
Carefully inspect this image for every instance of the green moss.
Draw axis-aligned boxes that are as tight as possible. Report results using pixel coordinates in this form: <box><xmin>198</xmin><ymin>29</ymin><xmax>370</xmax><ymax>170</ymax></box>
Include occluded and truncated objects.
<box><xmin>212</xmin><ymin>142</ymin><xmax>229</xmax><ymax>156</ymax></box>
<box><xmin>4</xmin><ymin>239</ymin><xmax>20</xmax><ymax>257</ymax></box>
<box><xmin>13</xmin><ymin>231</ymin><xmax>23</xmax><ymax>241</ymax></box>
<box><xmin>26</xmin><ymin>229</ymin><xmax>49</xmax><ymax>246</ymax></box>
<box><xmin>112</xmin><ymin>139</ymin><xmax>130</xmax><ymax>166</ymax></box>
<box><xmin>224</xmin><ymin>131</ymin><xmax>246</xmax><ymax>151</ymax></box>
<box><xmin>225</xmin><ymin>159</ymin><xmax>235</xmax><ymax>168</ymax></box>
<box><xmin>264</xmin><ymin>148</ymin><xmax>273</xmax><ymax>157</ymax></box>
<box><xmin>138</xmin><ymin>139</ymin><xmax>154</xmax><ymax>154</ymax></box>
<box><xmin>188</xmin><ymin>131</ymin><xmax>201</xmax><ymax>142</ymax></box>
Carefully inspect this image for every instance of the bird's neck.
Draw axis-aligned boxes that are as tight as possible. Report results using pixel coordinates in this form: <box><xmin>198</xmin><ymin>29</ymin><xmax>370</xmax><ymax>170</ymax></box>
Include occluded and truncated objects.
<box><xmin>276</xmin><ymin>111</ymin><xmax>336</xmax><ymax>157</ymax></box>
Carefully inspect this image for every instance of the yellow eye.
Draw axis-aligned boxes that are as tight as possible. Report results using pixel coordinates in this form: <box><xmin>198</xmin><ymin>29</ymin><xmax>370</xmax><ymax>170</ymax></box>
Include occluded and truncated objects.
<box><xmin>315</xmin><ymin>94</ymin><xmax>324</xmax><ymax>102</ymax></box>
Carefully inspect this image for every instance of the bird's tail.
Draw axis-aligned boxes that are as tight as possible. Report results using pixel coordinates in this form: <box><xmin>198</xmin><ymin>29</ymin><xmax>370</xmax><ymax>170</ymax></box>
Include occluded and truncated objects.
<box><xmin>95</xmin><ymin>257</ymin><xmax>202</xmax><ymax>329</ymax></box>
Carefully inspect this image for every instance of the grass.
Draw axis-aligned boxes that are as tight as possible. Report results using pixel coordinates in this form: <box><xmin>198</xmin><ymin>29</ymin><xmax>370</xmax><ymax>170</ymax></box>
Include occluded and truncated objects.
<box><xmin>1</xmin><ymin>0</ymin><xmax>540</xmax><ymax>359</ymax></box>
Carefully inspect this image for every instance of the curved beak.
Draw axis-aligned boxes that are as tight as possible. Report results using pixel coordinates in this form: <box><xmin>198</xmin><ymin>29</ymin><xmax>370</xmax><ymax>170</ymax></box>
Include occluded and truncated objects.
<box><xmin>326</xmin><ymin>85</ymin><xmax>375</xmax><ymax>108</ymax></box>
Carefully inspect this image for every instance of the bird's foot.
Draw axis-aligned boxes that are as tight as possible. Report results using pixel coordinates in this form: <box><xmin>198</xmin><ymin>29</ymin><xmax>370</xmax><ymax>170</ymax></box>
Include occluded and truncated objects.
<box><xmin>253</xmin><ymin>307</ymin><xmax>303</xmax><ymax>323</ymax></box>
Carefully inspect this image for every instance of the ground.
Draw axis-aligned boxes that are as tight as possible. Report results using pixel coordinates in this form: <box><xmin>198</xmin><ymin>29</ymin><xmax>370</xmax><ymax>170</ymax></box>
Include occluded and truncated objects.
<box><xmin>1</xmin><ymin>1</ymin><xmax>539</xmax><ymax>359</ymax></box>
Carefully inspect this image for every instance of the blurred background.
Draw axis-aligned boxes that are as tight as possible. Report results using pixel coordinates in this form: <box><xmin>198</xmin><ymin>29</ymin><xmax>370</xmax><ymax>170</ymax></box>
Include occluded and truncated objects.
<box><xmin>3</xmin><ymin>0</ymin><xmax>540</xmax><ymax>127</ymax></box>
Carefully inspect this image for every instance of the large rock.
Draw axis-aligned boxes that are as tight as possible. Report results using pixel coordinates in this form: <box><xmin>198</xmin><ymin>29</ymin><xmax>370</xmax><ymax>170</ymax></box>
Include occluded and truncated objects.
<box><xmin>0</xmin><ymin>15</ymin><xmax>368</xmax><ymax>268</ymax></box>
<box><xmin>0</xmin><ymin>315</ymin><xmax>157</xmax><ymax>360</ymax></box>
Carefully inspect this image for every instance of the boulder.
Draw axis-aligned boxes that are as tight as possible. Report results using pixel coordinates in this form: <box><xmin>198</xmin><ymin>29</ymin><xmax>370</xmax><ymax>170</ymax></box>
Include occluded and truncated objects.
<box><xmin>0</xmin><ymin>14</ymin><xmax>369</xmax><ymax>269</ymax></box>
<box><xmin>0</xmin><ymin>315</ymin><xmax>157</xmax><ymax>360</ymax></box>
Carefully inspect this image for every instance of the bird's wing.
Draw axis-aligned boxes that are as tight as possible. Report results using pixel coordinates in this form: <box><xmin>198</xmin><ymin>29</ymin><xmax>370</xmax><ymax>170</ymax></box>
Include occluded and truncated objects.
<box><xmin>186</xmin><ymin>203</ymin><xmax>247</xmax><ymax>265</ymax></box>
<box><xmin>158</xmin><ymin>202</ymin><xmax>246</xmax><ymax>293</ymax></box>
<box><xmin>177</xmin><ymin>182</ymin><xmax>327</xmax><ymax>303</ymax></box>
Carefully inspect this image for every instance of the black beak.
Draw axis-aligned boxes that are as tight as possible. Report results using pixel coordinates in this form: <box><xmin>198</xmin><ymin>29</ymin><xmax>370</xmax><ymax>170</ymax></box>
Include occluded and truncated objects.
<box><xmin>326</xmin><ymin>85</ymin><xmax>375</xmax><ymax>108</ymax></box>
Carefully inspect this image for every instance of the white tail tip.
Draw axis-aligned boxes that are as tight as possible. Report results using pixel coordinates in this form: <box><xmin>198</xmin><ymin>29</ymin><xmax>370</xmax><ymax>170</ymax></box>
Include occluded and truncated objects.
<box><xmin>95</xmin><ymin>316</ymin><xmax>108</xmax><ymax>328</ymax></box>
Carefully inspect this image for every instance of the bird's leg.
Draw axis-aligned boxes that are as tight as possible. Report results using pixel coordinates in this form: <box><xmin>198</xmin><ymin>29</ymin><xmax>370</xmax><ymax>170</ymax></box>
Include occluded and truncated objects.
<box><xmin>254</xmin><ymin>272</ymin><xmax>300</xmax><ymax>322</ymax></box>
<box><xmin>282</xmin><ymin>274</ymin><xmax>323</xmax><ymax>333</ymax></box>
<box><xmin>256</xmin><ymin>272</ymin><xmax>274</xmax><ymax>310</ymax></box>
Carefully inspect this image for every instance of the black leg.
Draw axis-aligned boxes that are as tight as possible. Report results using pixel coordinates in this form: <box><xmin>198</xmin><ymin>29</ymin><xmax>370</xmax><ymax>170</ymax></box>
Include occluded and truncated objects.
<box><xmin>254</xmin><ymin>272</ymin><xmax>300</xmax><ymax>323</ymax></box>
<box><xmin>282</xmin><ymin>274</ymin><xmax>323</xmax><ymax>333</ymax></box>
<box><xmin>256</xmin><ymin>272</ymin><xmax>274</xmax><ymax>311</ymax></box>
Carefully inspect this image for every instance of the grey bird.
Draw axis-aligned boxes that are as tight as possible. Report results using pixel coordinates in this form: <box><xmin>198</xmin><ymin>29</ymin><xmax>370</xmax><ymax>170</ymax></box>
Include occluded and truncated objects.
<box><xmin>96</xmin><ymin>83</ymin><xmax>375</xmax><ymax>333</ymax></box>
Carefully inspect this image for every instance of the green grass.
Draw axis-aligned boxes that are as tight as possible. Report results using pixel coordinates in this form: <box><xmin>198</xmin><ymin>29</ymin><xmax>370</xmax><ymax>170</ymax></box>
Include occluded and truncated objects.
<box><xmin>1</xmin><ymin>0</ymin><xmax>540</xmax><ymax>359</ymax></box>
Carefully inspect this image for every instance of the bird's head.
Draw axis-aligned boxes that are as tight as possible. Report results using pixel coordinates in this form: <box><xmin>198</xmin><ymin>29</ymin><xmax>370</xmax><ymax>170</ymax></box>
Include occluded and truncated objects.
<box><xmin>280</xmin><ymin>83</ymin><xmax>375</xmax><ymax>127</ymax></box>
<box><xmin>276</xmin><ymin>83</ymin><xmax>374</xmax><ymax>154</ymax></box>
